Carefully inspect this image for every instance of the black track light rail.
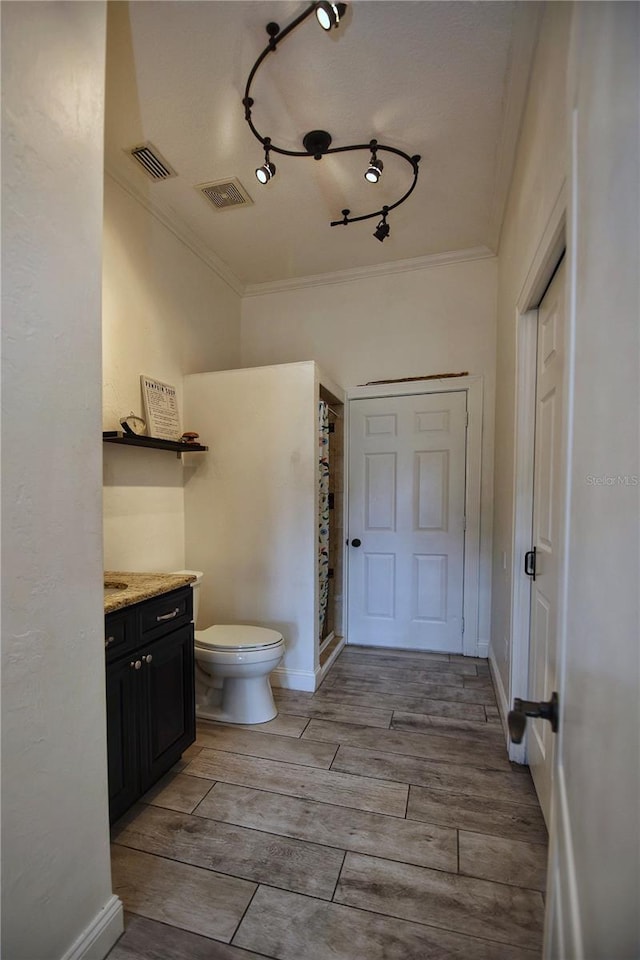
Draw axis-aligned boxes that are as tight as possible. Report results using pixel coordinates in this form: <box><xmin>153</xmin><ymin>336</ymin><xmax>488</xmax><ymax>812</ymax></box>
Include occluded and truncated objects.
<box><xmin>242</xmin><ymin>2</ymin><xmax>421</xmax><ymax>233</ymax></box>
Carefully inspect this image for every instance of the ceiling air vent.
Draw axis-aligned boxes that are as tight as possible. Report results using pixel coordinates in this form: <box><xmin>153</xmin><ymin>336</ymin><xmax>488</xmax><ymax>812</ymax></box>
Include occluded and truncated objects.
<box><xmin>197</xmin><ymin>178</ymin><xmax>253</xmax><ymax>210</ymax></box>
<box><xmin>128</xmin><ymin>142</ymin><xmax>177</xmax><ymax>181</ymax></box>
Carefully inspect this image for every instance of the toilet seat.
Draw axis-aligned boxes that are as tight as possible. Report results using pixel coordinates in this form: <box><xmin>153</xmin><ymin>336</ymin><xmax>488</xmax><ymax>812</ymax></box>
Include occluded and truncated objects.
<box><xmin>195</xmin><ymin>624</ymin><xmax>283</xmax><ymax>652</ymax></box>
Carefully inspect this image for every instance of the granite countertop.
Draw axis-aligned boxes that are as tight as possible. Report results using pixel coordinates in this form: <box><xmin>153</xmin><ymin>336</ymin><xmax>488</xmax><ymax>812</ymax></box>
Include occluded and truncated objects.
<box><xmin>104</xmin><ymin>571</ymin><xmax>196</xmax><ymax>615</ymax></box>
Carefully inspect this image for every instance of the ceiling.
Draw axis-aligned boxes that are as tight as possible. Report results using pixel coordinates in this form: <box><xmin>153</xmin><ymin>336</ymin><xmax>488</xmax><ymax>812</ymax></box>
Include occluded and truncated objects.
<box><xmin>105</xmin><ymin>1</ymin><xmax>542</xmax><ymax>293</ymax></box>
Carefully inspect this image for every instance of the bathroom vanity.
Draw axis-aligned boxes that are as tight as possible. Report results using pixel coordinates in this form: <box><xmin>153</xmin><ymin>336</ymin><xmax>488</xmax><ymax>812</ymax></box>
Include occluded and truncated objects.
<box><xmin>104</xmin><ymin>574</ymin><xmax>196</xmax><ymax>823</ymax></box>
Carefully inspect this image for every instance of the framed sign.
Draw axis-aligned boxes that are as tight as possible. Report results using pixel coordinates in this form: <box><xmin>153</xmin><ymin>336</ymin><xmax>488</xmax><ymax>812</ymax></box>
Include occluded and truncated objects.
<box><xmin>141</xmin><ymin>375</ymin><xmax>181</xmax><ymax>440</ymax></box>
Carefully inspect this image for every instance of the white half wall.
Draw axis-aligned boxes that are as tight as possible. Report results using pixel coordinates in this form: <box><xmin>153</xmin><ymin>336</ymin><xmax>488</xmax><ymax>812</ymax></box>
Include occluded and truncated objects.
<box><xmin>102</xmin><ymin>175</ymin><xmax>241</xmax><ymax>572</ymax></box>
<box><xmin>241</xmin><ymin>257</ymin><xmax>497</xmax><ymax>650</ymax></box>
<box><xmin>1</xmin><ymin>3</ymin><xmax>121</xmax><ymax>958</ymax></box>
<box><xmin>184</xmin><ymin>363</ymin><xmax>319</xmax><ymax>686</ymax></box>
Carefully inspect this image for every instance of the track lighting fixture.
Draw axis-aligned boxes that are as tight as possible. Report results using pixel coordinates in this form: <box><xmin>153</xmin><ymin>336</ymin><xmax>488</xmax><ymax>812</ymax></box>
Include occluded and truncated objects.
<box><xmin>255</xmin><ymin>141</ymin><xmax>276</xmax><ymax>184</ymax></box>
<box><xmin>315</xmin><ymin>1</ymin><xmax>347</xmax><ymax>31</ymax></box>
<box><xmin>373</xmin><ymin>209</ymin><xmax>390</xmax><ymax>242</ymax></box>
<box><xmin>365</xmin><ymin>153</ymin><xmax>384</xmax><ymax>184</ymax></box>
<box><xmin>242</xmin><ymin>3</ymin><xmax>421</xmax><ymax>240</ymax></box>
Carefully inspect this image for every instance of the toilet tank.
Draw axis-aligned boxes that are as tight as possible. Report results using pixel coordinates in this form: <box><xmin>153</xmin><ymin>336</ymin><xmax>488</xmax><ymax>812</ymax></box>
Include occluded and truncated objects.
<box><xmin>173</xmin><ymin>570</ymin><xmax>203</xmax><ymax>626</ymax></box>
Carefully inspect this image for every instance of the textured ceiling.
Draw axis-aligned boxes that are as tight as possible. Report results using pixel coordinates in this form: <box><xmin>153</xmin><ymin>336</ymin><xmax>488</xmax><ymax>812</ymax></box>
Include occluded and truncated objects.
<box><xmin>105</xmin><ymin>1</ymin><xmax>542</xmax><ymax>291</ymax></box>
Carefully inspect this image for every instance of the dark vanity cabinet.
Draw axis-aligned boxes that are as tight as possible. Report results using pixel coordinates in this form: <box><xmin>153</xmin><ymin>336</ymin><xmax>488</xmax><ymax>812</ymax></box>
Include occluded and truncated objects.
<box><xmin>105</xmin><ymin>586</ymin><xmax>195</xmax><ymax>823</ymax></box>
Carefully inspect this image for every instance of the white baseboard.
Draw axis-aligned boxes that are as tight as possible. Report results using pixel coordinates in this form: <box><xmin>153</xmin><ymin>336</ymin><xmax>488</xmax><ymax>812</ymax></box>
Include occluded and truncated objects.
<box><xmin>545</xmin><ymin>764</ymin><xmax>583</xmax><ymax>959</ymax></box>
<box><xmin>488</xmin><ymin>643</ymin><xmax>512</xmax><ymax>745</ymax></box>
<box><xmin>476</xmin><ymin>640</ymin><xmax>489</xmax><ymax>659</ymax></box>
<box><xmin>271</xmin><ymin>665</ymin><xmax>318</xmax><ymax>692</ymax></box>
<box><xmin>61</xmin><ymin>894</ymin><xmax>123</xmax><ymax>960</ymax></box>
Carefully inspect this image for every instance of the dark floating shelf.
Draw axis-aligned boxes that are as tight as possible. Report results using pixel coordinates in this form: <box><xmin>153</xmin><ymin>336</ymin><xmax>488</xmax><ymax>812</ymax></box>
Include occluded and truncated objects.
<box><xmin>103</xmin><ymin>431</ymin><xmax>208</xmax><ymax>456</ymax></box>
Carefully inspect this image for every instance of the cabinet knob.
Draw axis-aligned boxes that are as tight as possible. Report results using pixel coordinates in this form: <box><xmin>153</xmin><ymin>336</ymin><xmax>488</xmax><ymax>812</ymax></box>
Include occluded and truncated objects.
<box><xmin>105</xmin><ymin>635</ymin><xmax>115</xmax><ymax>648</ymax></box>
<box><xmin>142</xmin><ymin>654</ymin><xmax>153</xmax><ymax>664</ymax></box>
<box><xmin>130</xmin><ymin>659</ymin><xmax>142</xmax><ymax>670</ymax></box>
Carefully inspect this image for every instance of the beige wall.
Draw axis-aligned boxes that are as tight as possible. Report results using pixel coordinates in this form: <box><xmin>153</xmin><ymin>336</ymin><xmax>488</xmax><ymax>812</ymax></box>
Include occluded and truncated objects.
<box><xmin>1</xmin><ymin>3</ymin><xmax>121</xmax><ymax>957</ymax></box>
<box><xmin>553</xmin><ymin>3</ymin><xmax>639</xmax><ymax>952</ymax></box>
<box><xmin>102</xmin><ymin>176</ymin><xmax>241</xmax><ymax>572</ymax></box>
<box><xmin>241</xmin><ymin>256</ymin><xmax>498</xmax><ymax>650</ymax></box>
<box><xmin>490</xmin><ymin>3</ymin><xmax>572</xmax><ymax>693</ymax></box>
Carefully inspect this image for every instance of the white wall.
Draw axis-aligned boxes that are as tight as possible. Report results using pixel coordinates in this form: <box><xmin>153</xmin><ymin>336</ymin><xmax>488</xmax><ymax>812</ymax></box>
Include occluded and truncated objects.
<box><xmin>241</xmin><ymin>256</ymin><xmax>497</xmax><ymax>650</ymax></box>
<box><xmin>184</xmin><ymin>363</ymin><xmax>319</xmax><ymax>688</ymax></box>
<box><xmin>1</xmin><ymin>4</ymin><xmax>121</xmax><ymax>958</ymax></box>
<box><xmin>487</xmin><ymin>1</ymin><xmax>639</xmax><ymax>950</ymax></box>
<box><xmin>490</xmin><ymin>3</ymin><xmax>571</xmax><ymax>694</ymax></box>
<box><xmin>102</xmin><ymin>175</ymin><xmax>241</xmax><ymax>572</ymax></box>
<box><xmin>549</xmin><ymin>4</ymin><xmax>639</xmax><ymax>954</ymax></box>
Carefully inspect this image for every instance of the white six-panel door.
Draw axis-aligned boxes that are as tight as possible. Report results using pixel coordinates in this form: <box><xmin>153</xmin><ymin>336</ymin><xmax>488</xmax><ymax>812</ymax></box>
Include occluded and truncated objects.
<box><xmin>347</xmin><ymin>391</ymin><xmax>467</xmax><ymax>652</ymax></box>
<box><xmin>528</xmin><ymin>259</ymin><xmax>566</xmax><ymax>823</ymax></box>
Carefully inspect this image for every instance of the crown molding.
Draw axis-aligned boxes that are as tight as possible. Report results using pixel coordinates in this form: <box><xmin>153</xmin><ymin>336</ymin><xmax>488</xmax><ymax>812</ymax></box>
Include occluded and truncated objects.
<box><xmin>104</xmin><ymin>164</ymin><xmax>246</xmax><ymax>297</ymax></box>
<box><xmin>242</xmin><ymin>246</ymin><xmax>496</xmax><ymax>298</ymax></box>
<box><xmin>488</xmin><ymin>2</ymin><xmax>544</xmax><ymax>253</ymax></box>
<box><xmin>105</xmin><ymin>165</ymin><xmax>495</xmax><ymax>301</ymax></box>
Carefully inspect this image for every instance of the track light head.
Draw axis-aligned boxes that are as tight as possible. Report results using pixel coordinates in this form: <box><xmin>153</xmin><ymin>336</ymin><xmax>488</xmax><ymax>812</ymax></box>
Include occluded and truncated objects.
<box><xmin>365</xmin><ymin>157</ymin><xmax>383</xmax><ymax>183</ymax></box>
<box><xmin>255</xmin><ymin>160</ymin><xmax>276</xmax><ymax>184</ymax></box>
<box><xmin>373</xmin><ymin>215</ymin><xmax>390</xmax><ymax>242</ymax></box>
<box><xmin>315</xmin><ymin>1</ymin><xmax>347</xmax><ymax>31</ymax></box>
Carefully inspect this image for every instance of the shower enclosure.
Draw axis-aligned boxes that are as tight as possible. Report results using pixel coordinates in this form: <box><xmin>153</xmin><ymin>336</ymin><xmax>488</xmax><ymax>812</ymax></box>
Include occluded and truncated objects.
<box><xmin>184</xmin><ymin>360</ymin><xmax>345</xmax><ymax>692</ymax></box>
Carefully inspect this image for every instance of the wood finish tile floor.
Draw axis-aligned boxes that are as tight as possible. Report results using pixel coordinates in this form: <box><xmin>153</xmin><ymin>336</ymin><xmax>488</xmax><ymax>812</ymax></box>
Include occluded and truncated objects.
<box><xmin>108</xmin><ymin>647</ymin><xmax>548</xmax><ymax>960</ymax></box>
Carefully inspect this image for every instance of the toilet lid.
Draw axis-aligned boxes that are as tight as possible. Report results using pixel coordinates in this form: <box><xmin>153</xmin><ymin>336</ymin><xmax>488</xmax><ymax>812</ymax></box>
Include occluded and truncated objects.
<box><xmin>195</xmin><ymin>624</ymin><xmax>284</xmax><ymax>651</ymax></box>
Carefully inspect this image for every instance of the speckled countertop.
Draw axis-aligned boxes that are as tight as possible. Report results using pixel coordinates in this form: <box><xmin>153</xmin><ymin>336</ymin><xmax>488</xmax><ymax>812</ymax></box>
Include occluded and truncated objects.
<box><xmin>104</xmin><ymin>571</ymin><xmax>196</xmax><ymax>615</ymax></box>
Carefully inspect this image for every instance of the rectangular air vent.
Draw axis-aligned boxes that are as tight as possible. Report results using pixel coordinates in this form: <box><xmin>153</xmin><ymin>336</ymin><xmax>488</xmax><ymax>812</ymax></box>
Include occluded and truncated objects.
<box><xmin>197</xmin><ymin>178</ymin><xmax>253</xmax><ymax>210</ymax></box>
<box><xmin>128</xmin><ymin>142</ymin><xmax>177</xmax><ymax>181</ymax></box>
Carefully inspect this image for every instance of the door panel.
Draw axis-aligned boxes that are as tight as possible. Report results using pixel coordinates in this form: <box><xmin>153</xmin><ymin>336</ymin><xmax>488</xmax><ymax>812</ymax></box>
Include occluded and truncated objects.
<box><xmin>365</xmin><ymin>453</ymin><xmax>397</xmax><ymax>529</ymax></box>
<box><xmin>415</xmin><ymin>450</ymin><xmax>448</xmax><ymax>530</ymax></box>
<box><xmin>528</xmin><ymin>258</ymin><xmax>566</xmax><ymax>823</ymax></box>
<box><xmin>348</xmin><ymin>391</ymin><xmax>466</xmax><ymax>652</ymax></box>
<box><xmin>364</xmin><ymin>553</ymin><xmax>395</xmax><ymax>617</ymax></box>
<box><xmin>106</xmin><ymin>657</ymin><xmax>139</xmax><ymax>824</ymax></box>
<box><xmin>141</xmin><ymin>624</ymin><xmax>195</xmax><ymax>790</ymax></box>
<box><xmin>413</xmin><ymin>554</ymin><xmax>447</xmax><ymax>621</ymax></box>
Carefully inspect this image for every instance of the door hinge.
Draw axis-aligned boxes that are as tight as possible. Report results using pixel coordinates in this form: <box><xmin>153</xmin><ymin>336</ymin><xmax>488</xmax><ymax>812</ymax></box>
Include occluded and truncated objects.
<box><xmin>461</xmin><ymin>617</ymin><xmax>465</xmax><ymax>635</ymax></box>
<box><xmin>462</xmin><ymin>515</ymin><xmax>467</xmax><ymax>531</ymax></box>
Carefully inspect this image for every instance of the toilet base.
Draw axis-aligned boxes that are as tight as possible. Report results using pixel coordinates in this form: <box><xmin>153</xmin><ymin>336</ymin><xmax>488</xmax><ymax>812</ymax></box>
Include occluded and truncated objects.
<box><xmin>197</xmin><ymin>675</ymin><xmax>278</xmax><ymax>725</ymax></box>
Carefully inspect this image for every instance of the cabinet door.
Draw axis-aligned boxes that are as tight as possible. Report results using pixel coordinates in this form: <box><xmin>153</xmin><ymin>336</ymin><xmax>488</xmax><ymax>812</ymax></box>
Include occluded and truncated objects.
<box><xmin>106</xmin><ymin>656</ymin><xmax>140</xmax><ymax>824</ymax></box>
<box><xmin>140</xmin><ymin>624</ymin><xmax>195</xmax><ymax>790</ymax></box>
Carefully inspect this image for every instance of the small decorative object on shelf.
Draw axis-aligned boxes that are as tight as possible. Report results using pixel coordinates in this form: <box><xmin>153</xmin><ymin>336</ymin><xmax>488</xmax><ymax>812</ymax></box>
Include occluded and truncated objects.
<box><xmin>181</xmin><ymin>431</ymin><xmax>200</xmax><ymax>444</ymax></box>
<box><xmin>120</xmin><ymin>412</ymin><xmax>147</xmax><ymax>436</ymax></box>
<box><xmin>141</xmin><ymin>375</ymin><xmax>181</xmax><ymax>441</ymax></box>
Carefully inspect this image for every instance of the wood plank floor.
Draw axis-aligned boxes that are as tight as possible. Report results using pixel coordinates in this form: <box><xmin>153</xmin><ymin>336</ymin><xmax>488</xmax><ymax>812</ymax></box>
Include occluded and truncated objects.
<box><xmin>108</xmin><ymin>646</ymin><xmax>548</xmax><ymax>960</ymax></box>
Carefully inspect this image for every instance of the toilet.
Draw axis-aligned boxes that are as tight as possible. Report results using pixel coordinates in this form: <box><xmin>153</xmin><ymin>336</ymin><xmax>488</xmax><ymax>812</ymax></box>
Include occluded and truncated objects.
<box><xmin>177</xmin><ymin>571</ymin><xmax>285</xmax><ymax>724</ymax></box>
